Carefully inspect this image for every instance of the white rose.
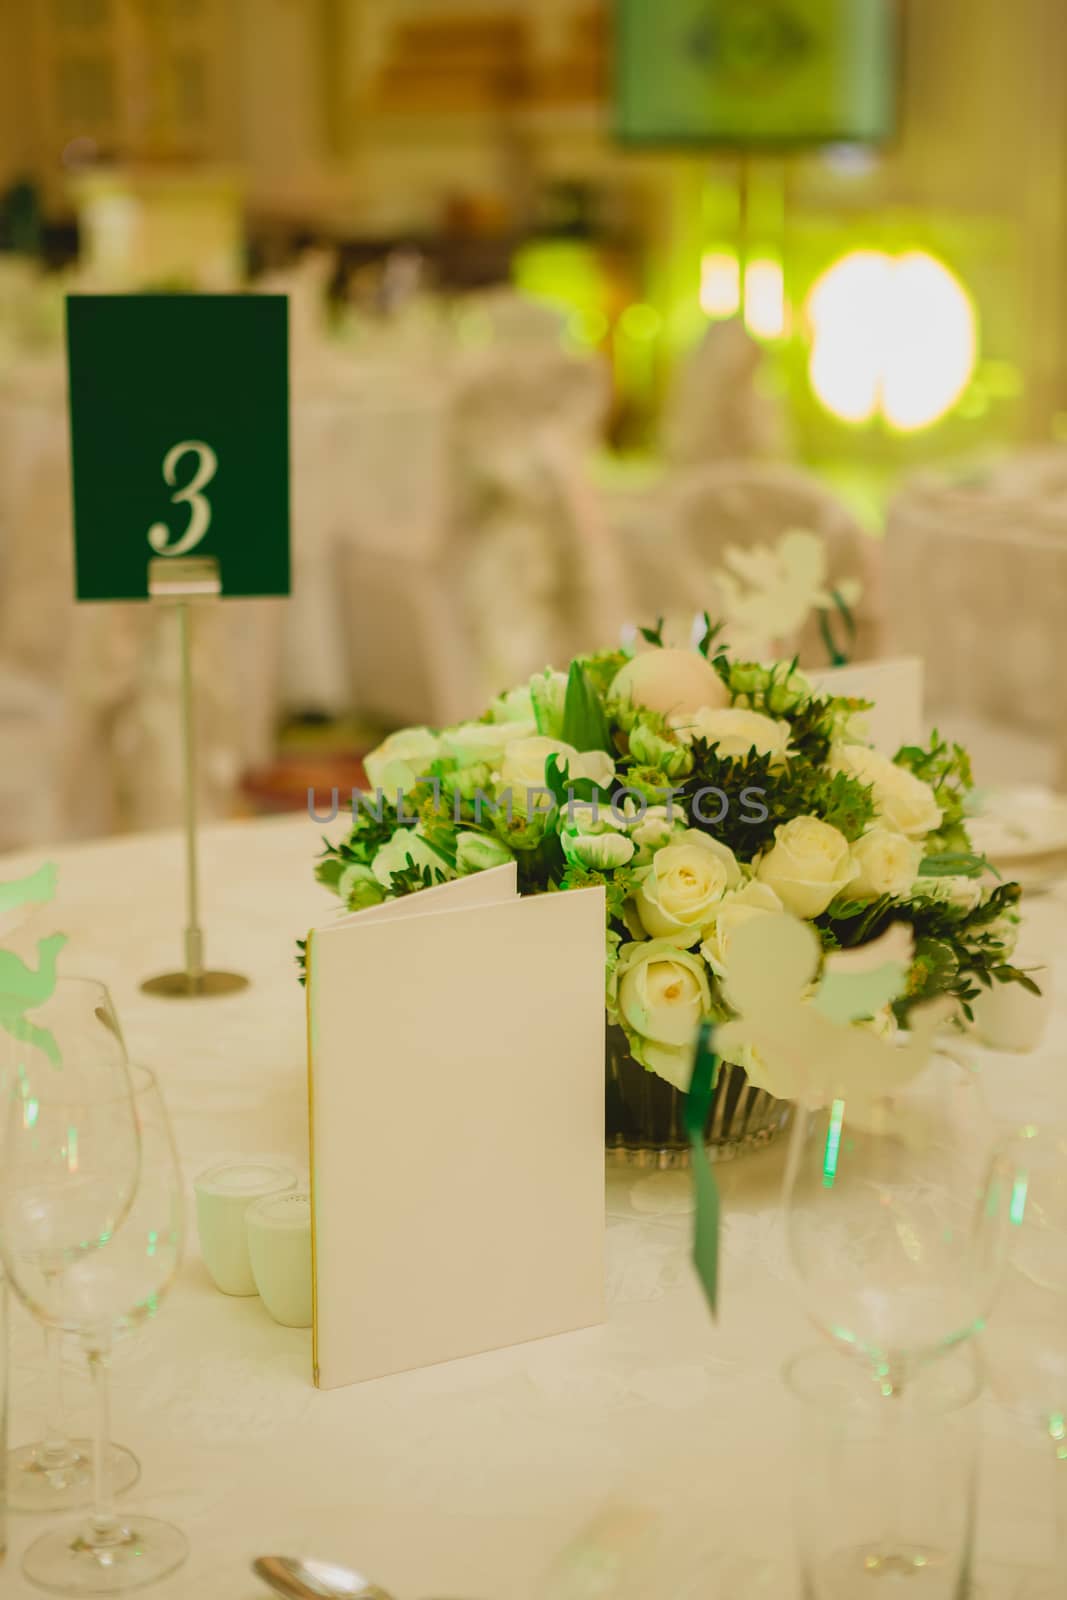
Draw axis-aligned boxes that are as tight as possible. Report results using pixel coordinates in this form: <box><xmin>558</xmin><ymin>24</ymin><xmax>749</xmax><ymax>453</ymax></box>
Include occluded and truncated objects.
<box><xmin>848</xmin><ymin>827</ymin><xmax>924</xmax><ymax>899</ymax></box>
<box><xmin>497</xmin><ymin>737</ymin><xmax>615</xmax><ymax>817</ymax></box>
<box><xmin>669</xmin><ymin>706</ymin><xmax>791</xmax><ymax>763</ymax></box>
<box><xmin>756</xmin><ymin>816</ymin><xmax>854</xmax><ymax>918</ymax></box>
<box><xmin>364</xmin><ymin>727</ymin><xmax>440</xmax><ymax>795</ymax></box>
<box><xmin>832</xmin><ymin>744</ymin><xmax>942</xmax><ymax>838</ymax></box>
<box><xmin>615</xmin><ymin>939</ymin><xmax>712</xmax><ymax>1090</ymax></box>
<box><xmin>635</xmin><ymin>829</ymin><xmax>742</xmax><ymax>945</ymax></box>
<box><xmin>489</xmin><ymin>685</ymin><xmax>536</xmax><ymax>724</ymax></box>
<box><xmin>611</xmin><ymin>648</ymin><xmax>729</xmax><ymax>719</ymax></box>
<box><xmin>371</xmin><ymin>828</ymin><xmax>454</xmax><ymax>889</ymax></box>
<box><xmin>441</xmin><ymin>720</ymin><xmax>535</xmax><ymax>770</ymax></box>
<box><xmin>700</xmin><ymin>881</ymin><xmax>783</xmax><ymax>975</ymax></box>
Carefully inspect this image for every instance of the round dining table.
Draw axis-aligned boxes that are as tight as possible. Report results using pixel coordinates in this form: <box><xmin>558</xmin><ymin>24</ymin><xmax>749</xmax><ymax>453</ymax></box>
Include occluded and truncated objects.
<box><xmin>1</xmin><ymin>814</ymin><xmax>1064</xmax><ymax>1599</ymax></box>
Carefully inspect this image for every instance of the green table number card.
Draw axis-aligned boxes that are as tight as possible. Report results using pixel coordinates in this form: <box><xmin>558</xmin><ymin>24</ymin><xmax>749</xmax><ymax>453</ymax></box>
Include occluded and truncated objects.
<box><xmin>66</xmin><ymin>295</ymin><xmax>290</xmax><ymax>602</ymax></box>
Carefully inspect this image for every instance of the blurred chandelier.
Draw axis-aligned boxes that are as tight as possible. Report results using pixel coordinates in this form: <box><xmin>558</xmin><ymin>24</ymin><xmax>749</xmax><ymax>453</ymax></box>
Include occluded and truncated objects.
<box><xmin>806</xmin><ymin>249</ymin><xmax>978</xmax><ymax>432</ymax></box>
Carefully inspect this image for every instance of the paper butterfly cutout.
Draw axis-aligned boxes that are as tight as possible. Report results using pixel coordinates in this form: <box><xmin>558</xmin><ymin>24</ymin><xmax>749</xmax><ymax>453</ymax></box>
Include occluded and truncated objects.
<box><xmin>716</xmin><ymin>528</ymin><xmax>862</xmax><ymax>643</ymax></box>
<box><xmin>816</xmin><ymin>920</ymin><xmax>915</xmax><ymax>1024</ymax></box>
<box><xmin>715</xmin><ymin>913</ymin><xmax>952</xmax><ymax>1104</ymax></box>
<box><xmin>0</xmin><ymin>862</ymin><xmax>66</xmax><ymax>1067</ymax></box>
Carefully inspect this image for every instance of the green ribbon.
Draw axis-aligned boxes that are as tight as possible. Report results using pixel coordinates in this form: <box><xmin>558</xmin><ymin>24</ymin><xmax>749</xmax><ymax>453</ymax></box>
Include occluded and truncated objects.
<box><xmin>685</xmin><ymin>1020</ymin><xmax>721</xmax><ymax>1318</ymax></box>
<box><xmin>818</xmin><ymin>586</ymin><xmax>858</xmax><ymax>668</ymax></box>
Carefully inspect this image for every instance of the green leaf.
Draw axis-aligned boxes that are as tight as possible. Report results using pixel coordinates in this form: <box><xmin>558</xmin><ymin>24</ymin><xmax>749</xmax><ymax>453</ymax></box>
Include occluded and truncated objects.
<box><xmin>918</xmin><ymin>851</ymin><xmax>989</xmax><ymax>879</ymax></box>
<box><xmin>638</xmin><ymin>619</ymin><xmax>665</xmax><ymax>648</ymax></box>
<box><xmin>695</xmin><ymin>612</ymin><xmax>726</xmax><ymax>661</ymax></box>
<box><xmin>817</xmin><ymin>608</ymin><xmax>848</xmax><ymax>668</ymax></box>
<box><xmin>314</xmin><ymin>856</ymin><xmax>346</xmax><ymax>892</ymax></box>
<box><xmin>561</xmin><ymin>661</ymin><xmax>613</xmax><ymax>754</ymax></box>
<box><xmin>995</xmin><ymin>964</ymin><xmax>1043</xmax><ymax>997</ymax></box>
<box><xmin>907</xmin><ymin>937</ymin><xmax>960</xmax><ymax>1003</ymax></box>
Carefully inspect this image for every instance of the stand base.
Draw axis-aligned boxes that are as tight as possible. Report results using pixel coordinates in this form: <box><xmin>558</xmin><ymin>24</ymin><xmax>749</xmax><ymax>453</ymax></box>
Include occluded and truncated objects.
<box><xmin>22</xmin><ymin>1512</ymin><xmax>188</xmax><ymax>1594</ymax></box>
<box><xmin>141</xmin><ymin>970</ymin><xmax>250</xmax><ymax>999</ymax></box>
<box><xmin>7</xmin><ymin>1441</ymin><xmax>139</xmax><ymax>1513</ymax></box>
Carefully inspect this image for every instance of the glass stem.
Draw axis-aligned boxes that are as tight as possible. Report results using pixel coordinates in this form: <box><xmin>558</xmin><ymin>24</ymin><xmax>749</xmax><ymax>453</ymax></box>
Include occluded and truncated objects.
<box><xmin>36</xmin><ymin>1263</ymin><xmax>76</xmax><ymax>1470</ymax></box>
<box><xmin>85</xmin><ymin>1338</ymin><xmax>120</xmax><ymax>1548</ymax></box>
<box><xmin>879</xmin><ymin>1361</ymin><xmax>910</xmax><ymax>1553</ymax></box>
<box><xmin>1051</xmin><ymin>1415</ymin><xmax>1067</xmax><ymax>1569</ymax></box>
<box><xmin>39</xmin><ymin>1323</ymin><xmax>74</xmax><ymax>1468</ymax></box>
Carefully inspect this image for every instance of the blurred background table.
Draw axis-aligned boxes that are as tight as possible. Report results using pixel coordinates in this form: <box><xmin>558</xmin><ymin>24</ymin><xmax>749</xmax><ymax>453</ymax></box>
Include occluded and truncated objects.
<box><xmin>0</xmin><ymin>814</ymin><xmax>1062</xmax><ymax>1599</ymax></box>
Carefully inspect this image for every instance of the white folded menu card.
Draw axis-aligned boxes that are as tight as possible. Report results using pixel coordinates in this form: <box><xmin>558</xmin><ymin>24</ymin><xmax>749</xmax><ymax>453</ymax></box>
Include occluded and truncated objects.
<box><xmin>305</xmin><ymin>864</ymin><xmax>606</xmax><ymax>1389</ymax></box>
<box><xmin>811</xmin><ymin>655</ymin><xmax>924</xmax><ymax>756</ymax></box>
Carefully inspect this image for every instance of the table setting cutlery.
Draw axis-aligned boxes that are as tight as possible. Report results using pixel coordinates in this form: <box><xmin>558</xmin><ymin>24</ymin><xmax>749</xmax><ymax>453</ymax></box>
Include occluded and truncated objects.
<box><xmin>252</xmin><ymin>1555</ymin><xmax>473</xmax><ymax>1600</ymax></box>
<box><xmin>253</xmin><ymin>1557</ymin><xmax>394</xmax><ymax>1600</ymax></box>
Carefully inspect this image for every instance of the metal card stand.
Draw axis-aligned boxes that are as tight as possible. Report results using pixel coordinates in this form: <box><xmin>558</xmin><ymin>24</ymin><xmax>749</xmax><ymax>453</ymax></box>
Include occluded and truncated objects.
<box><xmin>141</xmin><ymin>555</ymin><xmax>249</xmax><ymax>999</ymax></box>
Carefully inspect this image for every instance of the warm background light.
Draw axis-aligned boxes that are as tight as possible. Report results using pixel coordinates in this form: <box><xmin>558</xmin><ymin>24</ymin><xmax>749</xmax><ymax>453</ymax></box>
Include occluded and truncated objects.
<box><xmin>743</xmin><ymin>258</ymin><xmax>787</xmax><ymax>342</ymax></box>
<box><xmin>806</xmin><ymin>248</ymin><xmax>978</xmax><ymax>431</ymax></box>
<box><xmin>699</xmin><ymin>250</ymin><xmax>741</xmax><ymax>319</ymax></box>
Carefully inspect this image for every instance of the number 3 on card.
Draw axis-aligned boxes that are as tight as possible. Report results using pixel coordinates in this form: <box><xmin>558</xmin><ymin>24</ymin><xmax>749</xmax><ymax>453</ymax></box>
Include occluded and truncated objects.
<box><xmin>147</xmin><ymin>440</ymin><xmax>218</xmax><ymax>557</ymax></box>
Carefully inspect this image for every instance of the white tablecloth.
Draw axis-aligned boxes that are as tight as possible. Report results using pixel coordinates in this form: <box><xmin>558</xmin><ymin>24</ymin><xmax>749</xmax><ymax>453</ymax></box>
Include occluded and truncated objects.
<box><xmin>1</xmin><ymin>816</ymin><xmax>1063</xmax><ymax>1599</ymax></box>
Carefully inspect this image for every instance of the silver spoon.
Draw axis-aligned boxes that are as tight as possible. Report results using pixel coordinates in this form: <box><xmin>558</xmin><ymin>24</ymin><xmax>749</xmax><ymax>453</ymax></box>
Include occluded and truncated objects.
<box><xmin>252</xmin><ymin>1556</ymin><xmax>394</xmax><ymax>1600</ymax></box>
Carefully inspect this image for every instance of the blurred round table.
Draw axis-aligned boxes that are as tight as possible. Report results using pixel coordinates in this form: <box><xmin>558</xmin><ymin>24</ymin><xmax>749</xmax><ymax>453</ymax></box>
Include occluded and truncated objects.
<box><xmin>1</xmin><ymin>816</ymin><xmax>1064</xmax><ymax>1599</ymax></box>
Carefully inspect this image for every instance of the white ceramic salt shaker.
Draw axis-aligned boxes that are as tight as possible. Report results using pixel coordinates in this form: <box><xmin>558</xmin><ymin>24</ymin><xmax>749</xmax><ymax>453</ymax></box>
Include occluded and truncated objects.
<box><xmin>194</xmin><ymin>1160</ymin><xmax>298</xmax><ymax>1296</ymax></box>
<box><xmin>246</xmin><ymin>1191</ymin><xmax>313</xmax><ymax>1328</ymax></box>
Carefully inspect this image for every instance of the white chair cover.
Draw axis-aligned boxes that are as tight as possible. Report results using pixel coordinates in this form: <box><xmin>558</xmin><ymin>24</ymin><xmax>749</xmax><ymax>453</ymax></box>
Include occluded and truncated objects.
<box><xmin>332</xmin><ymin>305</ymin><xmax>624</xmax><ymax>724</ymax></box>
<box><xmin>453</xmin><ymin>336</ymin><xmax>624</xmax><ymax>689</ymax></box>
<box><xmin>661</xmin><ymin>318</ymin><xmax>790</xmax><ymax>467</ymax></box>
<box><xmin>886</xmin><ymin>486</ymin><xmax>1067</xmax><ymax>763</ymax></box>
<box><xmin>614</xmin><ymin>460</ymin><xmax>883</xmax><ymax>666</ymax></box>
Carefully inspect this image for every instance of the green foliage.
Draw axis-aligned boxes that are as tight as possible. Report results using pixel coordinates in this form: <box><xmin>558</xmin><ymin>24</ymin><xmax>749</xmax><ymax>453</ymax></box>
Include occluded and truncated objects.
<box><xmin>304</xmin><ymin>618</ymin><xmax>1032</xmax><ymax>1029</ymax></box>
<box><xmin>561</xmin><ymin>661</ymin><xmax>614</xmax><ymax>754</ymax></box>
<box><xmin>695</xmin><ymin>612</ymin><xmax>728</xmax><ymax>662</ymax></box>
<box><xmin>786</xmin><ymin>693</ymin><xmax>868</xmax><ymax>766</ymax></box>
<box><xmin>382</xmin><ymin>857</ymin><xmax>451</xmax><ymax>898</ymax></box>
<box><xmin>820</xmin><ymin>878</ymin><xmax>1024</xmax><ymax>1023</ymax></box>
<box><xmin>575</xmin><ymin>647</ymin><xmax>630</xmax><ymax>700</ymax></box>
<box><xmin>318</xmin><ymin>804</ymin><xmax>398</xmax><ymax>874</ymax></box>
<box><xmin>620</xmin><ymin>763</ymin><xmax>688</xmax><ymax>807</ymax></box>
<box><xmin>895</xmin><ymin>731</ymin><xmax>974</xmax><ymax>853</ymax></box>
<box><xmin>676</xmin><ymin>744</ymin><xmax>874</xmax><ymax>858</ymax></box>
<box><xmin>314</xmin><ymin>854</ymin><xmax>346</xmax><ymax>892</ymax></box>
<box><xmin>779</xmin><ymin>767</ymin><xmax>875</xmax><ymax>844</ymax></box>
<box><xmin>558</xmin><ymin>861</ymin><xmax>642</xmax><ymax>926</ymax></box>
<box><xmin>416</xmin><ymin>795</ymin><xmax>462</xmax><ymax>868</ymax></box>
<box><xmin>917</xmin><ymin>851</ymin><xmax>988</xmax><ymax>879</ymax></box>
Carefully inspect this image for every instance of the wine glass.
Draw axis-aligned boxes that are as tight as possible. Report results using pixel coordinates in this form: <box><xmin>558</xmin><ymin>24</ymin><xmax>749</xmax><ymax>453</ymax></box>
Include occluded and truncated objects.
<box><xmin>981</xmin><ymin>1124</ymin><xmax>1067</xmax><ymax>1600</ymax></box>
<box><xmin>782</xmin><ymin>1048</ymin><xmax>1012</xmax><ymax>1585</ymax></box>
<box><xmin>0</xmin><ymin>977</ymin><xmax>141</xmax><ymax>1511</ymax></box>
<box><xmin>783</xmin><ymin>1047</ymin><xmax>1010</xmax><ymax>1387</ymax></box>
<box><xmin>2</xmin><ymin>1062</ymin><xmax>188</xmax><ymax>1594</ymax></box>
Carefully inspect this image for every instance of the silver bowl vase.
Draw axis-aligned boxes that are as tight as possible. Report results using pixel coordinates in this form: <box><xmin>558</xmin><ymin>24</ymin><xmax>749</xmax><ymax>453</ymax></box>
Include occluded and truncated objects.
<box><xmin>605</xmin><ymin>1024</ymin><xmax>791</xmax><ymax>1169</ymax></box>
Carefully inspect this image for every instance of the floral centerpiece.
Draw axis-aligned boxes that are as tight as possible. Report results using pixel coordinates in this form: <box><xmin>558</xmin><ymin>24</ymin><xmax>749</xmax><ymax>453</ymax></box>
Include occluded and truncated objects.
<box><xmin>308</xmin><ymin>623</ymin><xmax>1030</xmax><ymax>1163</ymax></box>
